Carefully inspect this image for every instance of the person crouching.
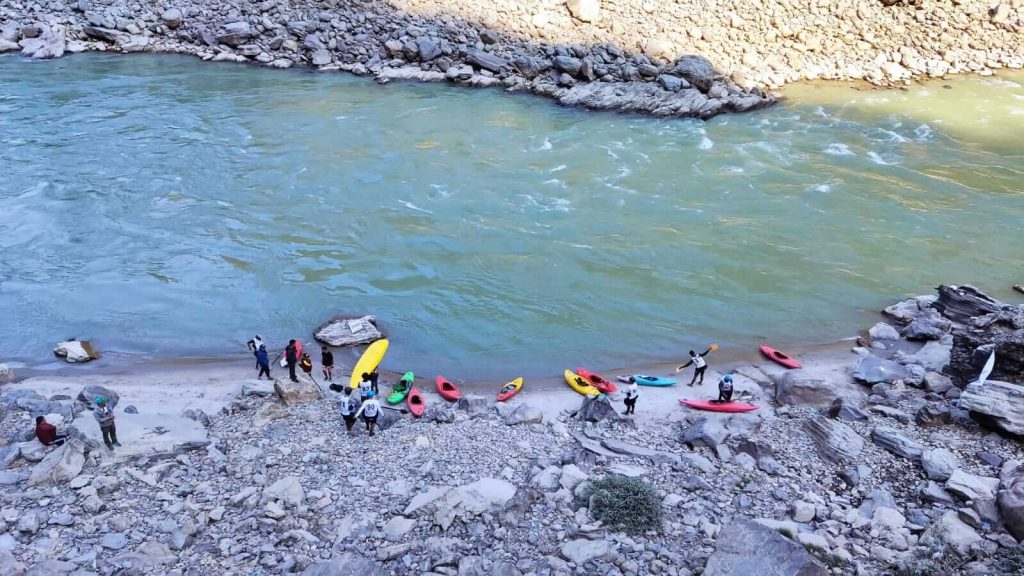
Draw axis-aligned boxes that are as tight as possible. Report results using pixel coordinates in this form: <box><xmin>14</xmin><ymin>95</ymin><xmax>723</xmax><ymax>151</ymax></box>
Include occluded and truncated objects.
<box><xmin>35</xmin><ymin>416</ymin><xmax>69</xmax><ymax>447</ymax></box>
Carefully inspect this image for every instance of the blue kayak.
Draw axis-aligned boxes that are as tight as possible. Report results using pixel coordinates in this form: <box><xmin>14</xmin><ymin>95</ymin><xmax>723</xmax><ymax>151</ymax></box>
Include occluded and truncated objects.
<box><xmin>632</xmin><ymin>374</ymin><xmax>676</xmax><ymax>387</ymax></box>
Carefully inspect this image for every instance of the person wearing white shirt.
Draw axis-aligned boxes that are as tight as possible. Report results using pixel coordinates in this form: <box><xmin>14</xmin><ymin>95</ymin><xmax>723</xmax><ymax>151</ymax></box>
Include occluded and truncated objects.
<box><xmin>623</xmin><ymin>381</ymin><xmax>639</xmax><ymax>415</ymax></box>
<box><xmin>353</xmin><ymin>390</ymin><xmax>381</xmax><ymax>436</ymax></box>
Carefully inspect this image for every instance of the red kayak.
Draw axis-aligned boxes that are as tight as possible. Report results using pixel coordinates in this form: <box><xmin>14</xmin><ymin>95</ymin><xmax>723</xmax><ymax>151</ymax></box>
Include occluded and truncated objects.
<box><xmin>759</xmin><ymin>344</ymin><xmax>802</xmax><ymax>369</ymax></box>
<box><xmin>679</xmin><ymin>399</ymin><xmax>758</xmax><ymax>413</ymax></box>
<box><xmin>407</xmin><ymin>387</ymin><xmax>426</xmax><ymax>417</ymax></box>
<box><xmin>435</xmin><ymin>376</ymin><xmax>462</xmax><ymax>402</ymax></box>
<box><xmin>576</xmin><ymin>368</ymin><xmax>617</xmax><ymax>394</ymax></box>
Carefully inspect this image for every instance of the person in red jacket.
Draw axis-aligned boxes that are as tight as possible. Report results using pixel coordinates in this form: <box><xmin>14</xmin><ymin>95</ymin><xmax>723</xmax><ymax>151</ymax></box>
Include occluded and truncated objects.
<box><xmin>35</xmin><ymin>416</ymin><xmax>68</xmax><ymax>447</ymax></box>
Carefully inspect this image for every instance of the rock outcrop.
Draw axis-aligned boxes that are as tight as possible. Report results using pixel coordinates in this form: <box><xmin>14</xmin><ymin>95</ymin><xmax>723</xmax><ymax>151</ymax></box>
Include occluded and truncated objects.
<box><xmin>27</xmin><ymin>439</ymin><xmax>85</xmax><ymax>486</ymax></box>
<box><xmin>999</xmin><ymin>461</ymin><xmax>1024</xmax><ymax>541</ymax></box>
<box><xmin>949</xmin><ymin>305</ymin><xmax>1024</xmax><ymax>386</ymax></box>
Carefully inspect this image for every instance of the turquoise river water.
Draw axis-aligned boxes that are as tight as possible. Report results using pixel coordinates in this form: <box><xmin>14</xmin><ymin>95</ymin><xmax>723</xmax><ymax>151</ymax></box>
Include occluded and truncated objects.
<box><xmin>1</xmin><ymin>54</ymin><xmax>1022</xmax><ymax>378</ymax></box>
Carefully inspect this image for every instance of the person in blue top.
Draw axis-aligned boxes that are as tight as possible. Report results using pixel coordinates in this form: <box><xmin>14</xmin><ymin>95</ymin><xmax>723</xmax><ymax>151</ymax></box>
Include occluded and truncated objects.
<box><xmin>255</xmin><ymin>345</ymin><xmax>271</xmax><ymax>380</ymax></box>
<box><xmin>718</xmin><ymin>374</ymin><xmax>734</xmax><ymax>402</ymax></box>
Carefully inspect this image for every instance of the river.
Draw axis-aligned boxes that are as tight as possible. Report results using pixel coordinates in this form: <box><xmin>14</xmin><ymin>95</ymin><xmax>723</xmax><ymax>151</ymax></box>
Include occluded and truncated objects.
<box><xmin>1</xmin><ymin>53</ymin><xmax>1022</xmax><ymax>378</ymax></box>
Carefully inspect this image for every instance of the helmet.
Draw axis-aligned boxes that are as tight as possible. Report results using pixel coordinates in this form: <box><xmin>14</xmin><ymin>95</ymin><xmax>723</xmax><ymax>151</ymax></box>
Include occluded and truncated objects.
<box><xmin>95</xmin><ymin>396</ymin><xmax>106</xmax><ymax>405</ymax></box>
<box><xmin>723</xmin><ymin>375</ymin><xmax>733</xmax><ymax>383</ymax></box>
<box><xmin>367</xmin><ymin>390</ymin><xmax>375</xmax><ymax>398</ymax></box>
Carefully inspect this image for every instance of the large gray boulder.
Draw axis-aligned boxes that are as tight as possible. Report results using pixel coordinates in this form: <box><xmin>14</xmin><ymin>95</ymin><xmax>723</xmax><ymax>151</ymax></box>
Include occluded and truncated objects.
<box><xmin>27</xmin><ymin>439</ymin><xmax>85</xmax><ymax>486</ymax></box>
<box><xmin>920</xmin><ymin>511</ymin><xmax>981</xmax><ymax>554</ymax></box>
<box><xmin>502</xmin><ymin>403</ymin><xmax>543</xmax><ymax>426</ymax></box>
<box><xmin>804</xmin><ymin>417</ymin><xmax>863</xmax><ymax>462</ymax></box>
<box><xmin>883</xmin><ymin>295</ymin><xmax>937</xmax><ymax>323</ymax></box>
<box><xmin>853</xmin><ymin>356</ymin><xmax>912</xmax><ymax>385</ymax></box>
<box><xmin>673</xmin><ymin>55</ymin><xmax>719</xmax><ymax>92</ymax></box>
<box><xmin>945</xmin><ymin>470</ymin><xmax>999</xmax><ymax>501</ymax></box>
<box><xmin>775</xmin><ymin>371</ymin><xmax>839</xmax><ymax>406</ymax></box>
<box><xmin>870</xmin><ymin>426</ymin><xmax>923</xmax><ymax>459</ymax></box>
<box><xmin>902</xmin><ymin>308</ymin><xmax>952</xmax><ymax>341</ymax></box>
<box><xmin>274</xmin><ymin>375</ymin><xmax>320</xmax><ymax>406</ymax></box>
<box><xmin>702</xmin><ymin>519</ymin><xmax>827</xmax><ymax>576</ymax></box>
<box><xmin>999</xmin><ymin>461</ymin><xmax>1024</xmax><ymax>541</ymax></box>
<box><xmin>682</xmin><ymin>417</ymin><xmax>730</xmax><ymax>451</ymax></box>
<box><xmin>78</xmin><ymin>384</ymin><xmax>119</xmax><ymax>409</ymax></box>
<box><xmin>573</xmin><ymin>395</ymin><xmax>618</xmax><ymax>422</ymax></box>
<box><xmin>921</xmin><ymin>448</ymin><xmax>957</xmax><ymax>481</ymax></box>
<box><xmin>0</xmin><ymin>363</ymin><xmax>14</xmax><ymax>384</ymax></box>
<box><xmin>958</xmin><ymin>379</ymin><xmax>1024</xmax><ymax>436</ymax></box>
<box><xmin>314</xmin><ymin>315</ymin><xmax>382</xmax><ymax>347</ymax></box>
<box><xmin>19</xmin><ymin>24</ymin><xmax>65</xmax><ymax>59</ymax></box>
<box><xmin>897</xmin><ymin>340</ymin><xmax>951</xmax><ymax>372</ymax></box>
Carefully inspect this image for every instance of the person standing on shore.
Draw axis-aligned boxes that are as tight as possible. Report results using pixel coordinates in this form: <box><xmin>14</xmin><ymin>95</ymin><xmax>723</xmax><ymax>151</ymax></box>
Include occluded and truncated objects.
<box><xmin>247</xmin><ymin>334</ymin><xmax>264</xmax><ymax>355</ymax></box>
<box><xmin>285</xmin><ymin>340</ymin><xmax>299</xmax><ymax>383</ymax></box>
<box><xmin>354</xmin><ymin>390</ymin><xmax>381</xmax><ymax>436</ymax></box>
<box><xmin>35</xmin><ymin>416</ymin><xmax>68</xmax><ymax>447</ymax></box>
<box><xmin>677</xmin><ymin>347</ymin><xmax>713</xmax><ymax>387</ymax></box>
<box><xmin>339</xmin><ymin>388</ymin><xmax>360</xmax><ymax>433</ymax></box>
<box><xmin>623</xmin><ymin>379</ymin><xmax>638</xmax><ymax>415</ymax></box>
<box><xmin>94</xmin><ymin>397</ymin><xmax>120</xmax><ymax>450</ymax></box>
<box><xmin>321</xmin><ymin>346</ymin><xmax>335</xmax><ymax>383</ymax></box>
<box><xmin>255</xmin><ymin>345</ymin><xmax>272</xmax><ymax>380</ymax></box>
<box><xmin>717</xmin><ymin>374</ymin><xmax>734</xmax><ymax>402</ymax></box>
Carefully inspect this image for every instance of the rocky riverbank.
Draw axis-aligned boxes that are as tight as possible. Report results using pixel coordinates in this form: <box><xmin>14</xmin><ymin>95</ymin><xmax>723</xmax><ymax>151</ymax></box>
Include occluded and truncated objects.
<box><xmin>2</xmin><ymin>1</ymin><xmax>1022</xmax><ymax>120</ymax></box>
<box><xmin>1</xmin><ymin>285</ymin><xmax>1023</xmax><ymax>575</ymax></box>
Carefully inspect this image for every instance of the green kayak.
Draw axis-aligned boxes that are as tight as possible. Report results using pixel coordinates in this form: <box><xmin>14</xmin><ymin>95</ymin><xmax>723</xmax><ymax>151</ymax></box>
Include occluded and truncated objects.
<box><xmin>387</xmin><ymin>372</ymin><xmax>415</xmax><ymax>404</ymax></box>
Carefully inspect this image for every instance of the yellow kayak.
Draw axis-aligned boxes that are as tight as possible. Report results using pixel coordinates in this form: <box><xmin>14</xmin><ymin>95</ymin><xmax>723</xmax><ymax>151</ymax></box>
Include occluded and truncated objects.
<box><xmin>349</xmin><ymin>339</ymin><xmax>389</xmax><ymax>389</ymax></box>
<box><xmin>497</xmin><ymin>377</ymin><xmax>524</xmax><ymax>402</ymax></box>
<box><xmin>564</xmin><ymin>369</ymin><xmax>600</xmax><ymax>396</ymax></box>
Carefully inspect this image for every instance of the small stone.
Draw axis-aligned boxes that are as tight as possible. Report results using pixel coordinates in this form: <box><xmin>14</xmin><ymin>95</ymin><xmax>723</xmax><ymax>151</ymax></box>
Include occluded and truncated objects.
<box><xmin>101</xmin><ymin>532</ymin><xmax>127</xmax><ymax>550</ymax></box>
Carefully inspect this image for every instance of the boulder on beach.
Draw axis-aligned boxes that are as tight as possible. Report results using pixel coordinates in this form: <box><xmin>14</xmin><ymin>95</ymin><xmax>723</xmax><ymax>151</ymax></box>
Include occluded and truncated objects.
<box><xmin>274</xmin><ymin>375</ymin><xmax>320</xmax><ymax>406</ymax></box>
<box><xmin>852</xmin><ymin>356</ymin><xmax>912</xmax><ymax>385</ymax></box>
<box><xmin>948</xmin><ymin>305</ymin><xmax>1024</xmax><ymax>386</ymax></box>
<box><xmin>27</xmin><ymin>439</ymin><xmax>85</xmax><ymax>486</ymax></box>
<box><xmin>1000</xmin><ymin>461</ymin><xmax>1024</xmax><ymax>541</ymax></box>
<box><xmin>775</xmin><ymin>370</ymin><xmax>844</xmax><ymax>406</ymax></box>
<box><xmin>958</xmin><ymin>379</ymin><xmax>1024</xmax><ymax>436</ymax></box>
<box><xmin>573</xmin><ymin>395</ymin><xmax>618</xmax><ymax>422</ymax></box>
<box><xmin>0</xmin><ymin>363</ymin><xmax>15</xmax><ymax>384</ymax></box>
<box><xmin>77</xmin><ymin>384</ymin><xmax>119</xmax><ymax>409</ymax></box>
<box><xmin>313</xmin><ymin>315</ymin><xmax>382</xmax><ymax>347</ymax></box>
<box><xmin>702</xmin><ymin>519</ymin><xmax>827</xmax><ymax>576</ymax></box>
<box><xmin>54</xmin><ymin>339</ymin><xmax>98</xmax><ymax>363</ymax></box>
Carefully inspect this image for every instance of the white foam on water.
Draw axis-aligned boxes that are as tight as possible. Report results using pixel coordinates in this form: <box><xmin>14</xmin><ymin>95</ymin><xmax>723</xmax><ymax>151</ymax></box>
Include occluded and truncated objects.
<box><xmin>570</xmin><ymin>243</ymin><xmax>593</xmax><ymax>249</ymax></box>
<box><xmin>536</xmin><ymin>137</ymin><xmax>552</xmax><ymax>151</ymax></box>
<box><xmin>335</xmin><ymin>116</ymin><xmax>347</xmax><ymax>120</ymax></box>
<box><xmin>636</xmin><ymin>152</ymin><xmax>651</xmax><ymax>163</ymax></box>
<box><xmin>427</xmin><ymin>184</ymin><xmax>451</xmax><ymax>198</ymax></box>
<box><xmin>398</xmin><ymin>200</ymin><xmax>434</xmax><ymax>215</ymax></box>
<box><xmin>914</xmin><ymin>124</ymin><xmax>933</xmax><ymax>140</ymax></box>
<box><xmin>549</xmin><ymin>164</ymin><xmax>567</xmax><ymax>173</ymax></box>
<box><xmin>867</xmin><ymin>151</ymin><xmax>900</xmax><ymax>166</ymax></box>
<box><xmin>814</xmin><ymin>106</ymin><xmax>829</xmax><ymax>118</ymax></box>
<box><xmin>824</xmin><ymin>143</ymin><xmax>854</xmax><ymax>156</ymax></box>
<box><xmin>812</xmin><ymin>184</ymin><xmax>832</xmax><ymax>193</ymax></box>
<box><xmin>699</xmin><ymin>137</ymin><xmax>714</xmax><ymax>150</ymax></box>
<box><xmin>879</xmin><ymin>129</ymin><xmax>909</xmax><ymax>144</ymax></box>
<box><xmin>542</xmin><ymin>178</ymin><xmax>566</xmax><ymax>188</ymax></box>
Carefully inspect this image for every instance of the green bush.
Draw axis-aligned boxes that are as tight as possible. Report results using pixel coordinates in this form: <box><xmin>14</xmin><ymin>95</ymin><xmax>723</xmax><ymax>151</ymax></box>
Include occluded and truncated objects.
<box><xmin>575</xmin><ymin>475</ymin><xmax>662</xmax><ymax>535</ymax></box>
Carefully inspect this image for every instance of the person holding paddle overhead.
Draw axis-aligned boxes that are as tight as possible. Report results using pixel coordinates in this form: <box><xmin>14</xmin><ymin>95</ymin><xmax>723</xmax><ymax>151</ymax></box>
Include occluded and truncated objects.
<box><xmin>677</xmin><ymin>345</ymin><xmax>715</xmax><ymax>387</ymax></box>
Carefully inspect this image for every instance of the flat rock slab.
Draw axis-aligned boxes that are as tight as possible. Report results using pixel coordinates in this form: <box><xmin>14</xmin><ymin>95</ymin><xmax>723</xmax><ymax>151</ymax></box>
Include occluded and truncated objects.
<box><xmin>77</xmin><ymin>413</ymin><xmax>208</xmax><ymax>459</ymax></box>
<box><xmin>314</xmin><ymin>315</ymin><xmax>382</xmax><ymax>347</ymax></box>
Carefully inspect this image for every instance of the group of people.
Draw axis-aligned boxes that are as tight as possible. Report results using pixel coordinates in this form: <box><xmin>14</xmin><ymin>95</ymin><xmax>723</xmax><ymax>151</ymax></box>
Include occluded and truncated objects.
<box><xmin>34</xmin><ymin>395</ymin><xmax>121</xmax><ymax>452</ymax></box>
<box><xmin>247</xmin><ymin>334</ymin><xmax>337</xmax><ymax>384</ymax></box>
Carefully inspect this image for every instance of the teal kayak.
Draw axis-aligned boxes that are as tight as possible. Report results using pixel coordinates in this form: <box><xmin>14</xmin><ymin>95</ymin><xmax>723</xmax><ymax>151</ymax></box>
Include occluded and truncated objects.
<box><xmin>632</xmin><ymin>375</ymin><xmax>676</xmax><ymax>387</ymax></box>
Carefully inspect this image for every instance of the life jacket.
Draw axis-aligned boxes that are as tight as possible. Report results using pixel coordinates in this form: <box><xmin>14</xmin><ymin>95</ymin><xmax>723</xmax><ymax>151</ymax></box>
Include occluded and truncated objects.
<box><xmin>693</xmin><ymin>355</ymin><xmax>706</xmax><ymax>369</ymax></box>
<box><xmin>626</xmin><ymin>383</ymin><xmax>638</xmax><ymax>399</ymax></box>
<box><xmin>340</xmin><ymin>396</ymin><xmax>355</xmax><ymax>416</ymax></box>
<box><xmin>300</xmin><ymin>357</ymin><xmax>313</xmax><ymax>372</ymax></box>
<box><xmin>359</xmin><ymin>381</ymin><xmax>372</xmax><ymax>396</ymax></box>
<box><xmin>720</xmin><ymin>378</ymin><xmax>733</xmax><ymax>392</ymax></box>
<box><xmin>363</xmin><ymin>400</ymin><xmax>379</xmax><ymax>418</ymax></box>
